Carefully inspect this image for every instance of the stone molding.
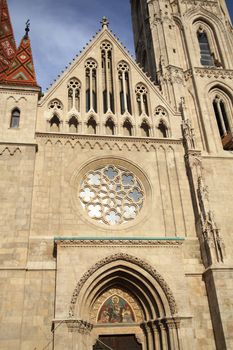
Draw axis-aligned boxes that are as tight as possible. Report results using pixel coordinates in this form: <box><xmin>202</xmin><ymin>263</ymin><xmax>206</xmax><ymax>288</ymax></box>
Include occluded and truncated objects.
<box><xmin>68</xmin><ymin>253</ymin><xmax>178</xmax><ymax>317</ymax></box>
<box><xmin>55</xmin><ymin>238</ymin><xmax>184</xmax><ymax>248</ymax></box>
<box><xmin>53</xmin><ymin>319</ymin><xmax>93</xmax><ymax>334</ymax></box>
<box><xmin>0</xmin><ymin>146</ymin><xmax>22</xmax><ymax>159</ymax></box>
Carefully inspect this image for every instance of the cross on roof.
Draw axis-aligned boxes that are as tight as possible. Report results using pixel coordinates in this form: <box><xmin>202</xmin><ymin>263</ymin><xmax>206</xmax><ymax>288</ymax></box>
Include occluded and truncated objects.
<box><xmin>101</xmin><ymin>16</ymin><xmax>109</xmax><ymax>28</ymax></box>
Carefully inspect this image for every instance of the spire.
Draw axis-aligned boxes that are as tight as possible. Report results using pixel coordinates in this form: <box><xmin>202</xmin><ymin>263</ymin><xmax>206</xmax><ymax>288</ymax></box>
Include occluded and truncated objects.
<box><xmin>0</xmin><ymin>0</ymin><xmax>17</xmax><ymax>79</ymax></box>
<box><xmin>2</xmin><ymin>20</ymin><xmax>38</xmax><ymax>87</ymax></box>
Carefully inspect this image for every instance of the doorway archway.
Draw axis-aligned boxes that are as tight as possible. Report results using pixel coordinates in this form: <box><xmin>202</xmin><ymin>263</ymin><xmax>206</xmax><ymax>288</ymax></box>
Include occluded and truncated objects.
<box><xmin>70</xmin><ymin>253</ymin><xmax>180</xmax><ymax>350</ymax></box>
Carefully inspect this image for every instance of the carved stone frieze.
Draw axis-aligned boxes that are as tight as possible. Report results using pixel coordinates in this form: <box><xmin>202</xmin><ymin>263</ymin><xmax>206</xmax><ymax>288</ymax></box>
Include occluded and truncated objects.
<box><xmin>181</xmin><ymin>0</ymin><xmax>219</xmax><ymax>16</ymax></box>
<box><xmin>36</xmin><ymin>133</ymin><xmax>182</xmax><ymax>153</ymax></box>
<box><xmin>68</xmin><ymin>253</ymin><xmax>178</xmax><ymax>317</ymax></box>
<box><xmin>194</xmin><ymin>68</ymin><xmax>233</xmax><ymax>80</ymax></box>
<box><xmin>55</xmin><ymin>239</ymin><xmax>184</xmax><ymax>248</ymax></box>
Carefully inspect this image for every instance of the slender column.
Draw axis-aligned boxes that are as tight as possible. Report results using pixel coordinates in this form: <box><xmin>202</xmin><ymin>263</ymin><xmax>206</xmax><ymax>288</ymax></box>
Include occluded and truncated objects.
<box><xmin>122</xmin><ymin>71</ymin><xmax>128</xmax><ymax>112</ymax></box>
<box><xmin>159</xmin><ymin>321</ymin><xmax>168</xmax><ymax>350</ymax></box>
<box><xmin>72</xmin><ymin>88</ymin><xmax>76</xmax><ymax>110</ymax></box>
<box><xmin>152</xmin><ymin>321</ymin><xmax>160</xmax><ymax>350</ymax></box>
<box><xmin>216</xmin><ymin>101</ymin><xmax>226</xmax><ymax>135</ymax></box>
<box><xmin>142</xmin><ymin>323</ymin><xmax>154</xmax><ymax>350</ymax></box>
<box><xmin>89</xmin><ymin>68</ymin><xmax>93</xmax><ymax>111</ymax></box>
<box><xmin>140</xmin><ymin>93</ymin><xmax>145</xmax><ymax>114</ymax></box>
<box><xmin>104</xmin><ymin>50</ymin><xmax>110</xmax><ymax>112</ymax></box>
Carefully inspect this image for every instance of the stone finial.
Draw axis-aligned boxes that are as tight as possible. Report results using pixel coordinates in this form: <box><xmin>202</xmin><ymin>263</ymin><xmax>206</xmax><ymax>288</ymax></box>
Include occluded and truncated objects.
<box><xmin>101</xmin><ymin>16</ymin><xmax>109</xmax><ymax>28</ymax></box>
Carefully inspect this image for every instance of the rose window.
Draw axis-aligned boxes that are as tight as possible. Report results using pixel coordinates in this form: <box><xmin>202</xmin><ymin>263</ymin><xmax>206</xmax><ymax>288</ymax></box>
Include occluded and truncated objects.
<box><xmin>79</xmin><ymin>165</ymin><xmax>144</xmax><ymax>226</ymax></box>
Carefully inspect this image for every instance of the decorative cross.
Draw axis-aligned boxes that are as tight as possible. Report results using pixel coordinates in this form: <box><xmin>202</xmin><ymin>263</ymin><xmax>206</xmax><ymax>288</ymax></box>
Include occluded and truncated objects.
<box><xmin>24</xmin><ymin>19</ymin><xmax>30</xmax><ymax>38</ymax></box>
<box><xmin>101</xmin><ymin>16</ymin><xmax>109</xmax><ymax>28</ymax></box>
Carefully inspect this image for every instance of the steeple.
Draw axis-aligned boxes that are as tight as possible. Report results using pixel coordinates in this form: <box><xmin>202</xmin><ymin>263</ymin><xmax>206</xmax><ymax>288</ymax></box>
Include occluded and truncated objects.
<box><xmin>2</xmin><ymin>20</ymin><xmax>38</xmax><ymax>87</ymax></box>
<box><xmin>0</xmin><ymin>0</ymin><xmax>17</xmax><ymax>79</ymax></box>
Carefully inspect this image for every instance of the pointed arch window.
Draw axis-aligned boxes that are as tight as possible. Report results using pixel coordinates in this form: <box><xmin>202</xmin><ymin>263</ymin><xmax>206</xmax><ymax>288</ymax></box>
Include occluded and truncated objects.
<box><xmin>10</xmin><ymin>108</ymin><xmax>20</xmax><ymax>128</ymax></box>
<box><xmin>68</xmin><ymin>116</ymin><xmax>79</xmax><ymax>133</ymax></box>
<box><xmin>50</xmin><ymin>115</ymin><xmax>60</xmax><ymax>132</ymax></box>
<box><xmin>140</xmin><ymin>121</ymin><xmax>150</xmax><ymax>137</ymax></box>
<box><xmin>85</xmin><ymin>59</ymin><xmax>97</xmax><ymax>113</ymax></box>
<box><xmin>117</xmin><ymin>61</ymin><xmax>132</xmax><ymax>115</ymax></box>
<box><xmin>67</xmin><ymin>78</ymin><xmax>81</xmax><ymax>111</ymax></box>
<box><xmin>123</xmin><ymin>119</ymin><xmax>133</xmax><ymax>136</ymax></box>
<box><xmin>87</xmin><ymin>116</ymin><xmax>97</xmax><ymax>135</ymax></box>
<box><xmin>197</xmin><ymin>28</ymin><xmax>214</xmax><ymax>66</ymax></box>
<box><xmin>158</xmin><ymin>120</ymin><xmax>169</xmax><ymax>138</ymax></box>
<box><xmin>135</xmin><ymin>83</ymin><xmax>149</xmax><ymax>116</ymax></box>
<box><xmin>105</xmin><ymin>118</ymin><xmax>115</xmax><ymax>135</ymax></box>
<box><xmin>213</xmin><ymin>94</ymin><xmax>233</xmax><ymax>150</ymax></box>
<box><xmin>101</xmin><ymin>41</ymin><xmax>115</xmax><ymax>114</ymax></box>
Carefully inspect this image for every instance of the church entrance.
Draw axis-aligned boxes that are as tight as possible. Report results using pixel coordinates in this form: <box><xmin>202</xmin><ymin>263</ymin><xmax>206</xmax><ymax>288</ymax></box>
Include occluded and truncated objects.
<box><xmin>93</xmin><ymin>335</ymin><xmax>142</xmax><ymax>350</ymax></box>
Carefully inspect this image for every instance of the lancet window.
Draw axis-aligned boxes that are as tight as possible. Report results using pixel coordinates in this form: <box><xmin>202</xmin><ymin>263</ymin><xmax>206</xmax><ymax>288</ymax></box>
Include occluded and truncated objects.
<box><xmin>68</xmin><ymin>116</ymin><xmax>79</xmax><ymax>133</ymax></box>
<box><xmin>50</xmin><ymin>115</ymin><xmax>60</xmax><ymax>132</ymax></box>
<box><xmin>123</xmin><ymin>119</ymin><xmax>133</xmax><ymax>136</ymax></box>
<box><xmin>197</xmin><ymin>28</ymin><xmax>214</xmax><ymax>66</ymax></box>
<box><xmin>10</xmin><ymin>108</ymin><xmax>20</xmax><ymax>128</ymax></box>
<box><xmin>85</xmin><ymin>59</ymin><xmax>97</xmax><ymax>113</ymax></box>
<box><xmin>87</xmin><ymin>116</ymin><xmax>97</xmax><ymax>135</ymax></box>
<box><xmin>67</xmin><ymin>78</ymin><xmax>81</xmax><ymax>111</ymax></box>
<box><xmin>101</xmin><ymin>41</ymin><xmax>115</xmax><ymax>114</ymax></box>
<box><xmin>212</xmin><ymin>94</ymin><xmax>233</xmax><ymax>150</ymax></box>
<box><xmin>140</xmin><ymin>121</ymin><xmax>150</xmax><ymax>137</ymax></box>
<box><xmin>105</xmin><ymin>118</ymin><xmax>115</xmax><ymax>135</ymax></box>
<box><xmin>158</xmin><ymin>120</ymin><xmax>169</xmax><ymax>138</ymax></box>
<box><xmin>135</xmin><ymin>83</ymin><xmax>149</xmax><ymax>116</ymax></box>
<box><xmin>117</xmin><ymin>61</ymin><xmax>132</xmax><ymax>114</ymax></box>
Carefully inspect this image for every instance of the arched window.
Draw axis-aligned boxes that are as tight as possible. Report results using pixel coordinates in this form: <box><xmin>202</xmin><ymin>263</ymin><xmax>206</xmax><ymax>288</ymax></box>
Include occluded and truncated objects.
<box><xmin>117</xmin><ymin>61</ymin><xmax>132</xmax><ymax>115</ymax></box>
<box><xmin>87</xmin><ymin>116</ymin><xmax>97</xmax><ymax>135</ymax></box>
<box><xmin>123</xmin><ymin>119</ymin><xmax>133</xmax><ymax>136</ymax></box>
<box><xmin>50</xmin><ymin>115</ymin><xmax>60</xmax><ymax>132</ymax></box>
<box><xmin>105</xmin><ymin>118</ymin><xmax>115</xmax><ymax>135</ymax></box>
<box><xmin>197</xmin><ymin>29</ymin><xmax>214</xmax><ymax>66</ymax></box>
<box><xmin>101</xmin><ymin>41</ymin><xmax>114</xmax><ymax>114</ymax></box>
<box><xmin>135</xmin><ymin>83</ymin><xmax>149</xmax><ymax>116</ymax></box>
<box><xmin>158</xmin><ymin>120</ymin><xmax>169</xmax><ymax>138</ymax></box>
<box><xmin>140</xmin><ymin>121</ymin><xmax>150</xmax><ymax>137</ymax></box>
<box><xmin>85</xmin><ymin>59</ymin><xmax>97</xmax><ymax>113</ymax></box>
<box><xmin>67</xmin><ymin>78</ymin><xmax>81</xmax><ymax>111</ymax></box>
<box><xmin>10</xmin><ymin>108</ymin><xmax>20</xmax><ymax>128</ymax></box>
<box><xmin>68</xmin><ymin>116</ymin><xmax>79</xmax><ymax>133</ymax></box>
<box><xmin>212</xmin><ymin>94</ymin><xmax>232</xmax><ymax>150</ymax></box>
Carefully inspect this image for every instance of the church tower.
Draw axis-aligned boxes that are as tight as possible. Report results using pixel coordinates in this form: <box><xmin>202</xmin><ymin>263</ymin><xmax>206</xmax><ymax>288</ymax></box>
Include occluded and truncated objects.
<box><xmin>0</xmin><ymin>1</ymin><xmax>233</xmax><ymax>350</ymax></box>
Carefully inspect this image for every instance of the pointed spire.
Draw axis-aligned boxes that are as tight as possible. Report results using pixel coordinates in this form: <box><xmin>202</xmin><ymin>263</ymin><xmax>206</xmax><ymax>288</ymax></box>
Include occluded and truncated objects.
<box><xmin>0</xmin><ymin>0</ymin><xmax>17</xmax><ymax>79</ymax></box>
<box><xmin>2</xmin><ymin>20</ymin><xmax>38</xmax><ymax>87</ymax></box>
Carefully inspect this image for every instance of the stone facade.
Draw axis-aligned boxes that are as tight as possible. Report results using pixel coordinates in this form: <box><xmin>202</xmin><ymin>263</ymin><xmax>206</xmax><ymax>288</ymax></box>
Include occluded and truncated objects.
<box><xmin>0</xmin><ymin>0</ymin><xmax>233</xmax><ymax>349</ymax></box>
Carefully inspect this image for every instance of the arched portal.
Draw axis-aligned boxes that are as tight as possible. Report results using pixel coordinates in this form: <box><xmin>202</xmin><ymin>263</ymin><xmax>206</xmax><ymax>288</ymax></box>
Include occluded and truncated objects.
<box><xmin>69</xmin><ymin>253</ymin><xmax>180</xmax><ymax>350</ymax></box>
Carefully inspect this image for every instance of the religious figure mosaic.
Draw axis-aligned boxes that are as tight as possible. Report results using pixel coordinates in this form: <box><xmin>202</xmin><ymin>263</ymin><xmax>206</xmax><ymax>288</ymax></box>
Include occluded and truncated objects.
<box><xmin>90</xmin><ymin>288</ymin><xmax>143</xmax><ymax>324</ymax></box>
<box><xmin>98</xmin><ymin>295</ymin><xmax>135</xmax><ymax>324</ymax></box>
<box><xmin>79</xmin><ymin>165</ymin><xmax>144</xmax><ymax>225</ymax></box>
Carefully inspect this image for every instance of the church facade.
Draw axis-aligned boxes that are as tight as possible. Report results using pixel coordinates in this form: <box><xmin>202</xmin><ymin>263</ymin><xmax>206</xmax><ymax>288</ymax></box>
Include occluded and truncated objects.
<box><xmin>0</xmin><ymin>0</ymin><xmax>233</xmax><ymax>349</ymax></box>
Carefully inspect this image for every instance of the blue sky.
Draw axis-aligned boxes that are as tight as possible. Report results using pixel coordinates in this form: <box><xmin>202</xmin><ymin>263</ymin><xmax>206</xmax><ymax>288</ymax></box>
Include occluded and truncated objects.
<box><xmin>7</xmin><ymin>0</ymin><xmax>233</xmax><ymax>92</ymax></box>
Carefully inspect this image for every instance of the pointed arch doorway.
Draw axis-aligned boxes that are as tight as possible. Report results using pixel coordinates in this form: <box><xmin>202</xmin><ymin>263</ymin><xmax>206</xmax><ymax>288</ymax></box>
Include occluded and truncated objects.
<box><xmin>93</xmin><ymin>334</ymin><xmax>142</xmax><ymax>350</ymax></box>
<box><xmin>70</xmin><ymin>253</ymin><xmax>182</xmax><ymax>350</ymax></box>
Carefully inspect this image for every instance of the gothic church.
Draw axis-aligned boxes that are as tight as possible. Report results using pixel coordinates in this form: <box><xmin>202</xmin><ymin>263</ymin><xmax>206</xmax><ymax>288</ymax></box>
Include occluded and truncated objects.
<box><xmin>0</xmin><ymin>0</ymin><xmax>233</xmax><ymax>349</ymax></box>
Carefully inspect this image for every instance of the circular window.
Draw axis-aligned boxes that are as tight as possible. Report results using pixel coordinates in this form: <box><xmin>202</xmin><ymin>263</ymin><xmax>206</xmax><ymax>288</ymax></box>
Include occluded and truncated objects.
<box><xmin>79</xmin><ymin>165</ymin><xmax>144</xmax><ymax>226</ymax></box>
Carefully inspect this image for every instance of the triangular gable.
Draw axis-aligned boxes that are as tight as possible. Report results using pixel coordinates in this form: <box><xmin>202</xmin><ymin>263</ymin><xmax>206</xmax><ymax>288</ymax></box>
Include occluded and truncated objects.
<box><xmin>40</xmin><ymin>25</ymin><xmax>175</xmax><ymax>114</ymax></box>
<box><xmin>0</xmin><ymin>0</ymin><xmax>17</xmax><ymax>79</ymax></box>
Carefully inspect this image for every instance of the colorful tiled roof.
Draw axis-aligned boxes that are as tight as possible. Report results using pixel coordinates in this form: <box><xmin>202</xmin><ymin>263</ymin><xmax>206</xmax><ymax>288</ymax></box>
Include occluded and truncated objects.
<box><xmin>3</xmin><ymin>33</ymin><xmax>38</xmax><ymax>86</ymax></box>
<box><xmin>0</xmin><ymin>0</ymin><xmax>17</xmax><ymax>79</ymax></box>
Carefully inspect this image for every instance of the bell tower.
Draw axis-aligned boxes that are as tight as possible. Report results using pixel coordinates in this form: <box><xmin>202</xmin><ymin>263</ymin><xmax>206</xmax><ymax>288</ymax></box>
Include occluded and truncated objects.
<box><xmin>131</xmin><ymin>0</ymin><xmax>233</xmax><ymax>152</ymax></box>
